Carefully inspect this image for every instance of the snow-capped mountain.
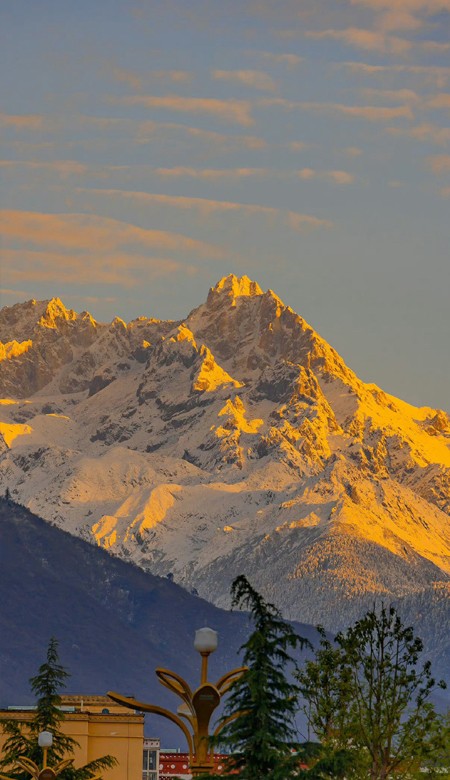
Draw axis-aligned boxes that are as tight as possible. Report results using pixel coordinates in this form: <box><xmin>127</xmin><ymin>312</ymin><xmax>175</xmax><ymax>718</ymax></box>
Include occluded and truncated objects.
<box><xmin>0</xmin><ymin>275</ymin><xmax>449</xmax><ymax>632</ymax></box>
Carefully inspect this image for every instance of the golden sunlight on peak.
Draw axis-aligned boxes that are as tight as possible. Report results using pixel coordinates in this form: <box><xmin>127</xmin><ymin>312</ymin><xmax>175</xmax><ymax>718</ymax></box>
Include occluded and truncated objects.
<box><xmin>0</xmin><ymin>421</ymin><xmax>32</xmax><ymax>448</ymax></box>
<box><xmin>211</xmin><ymin>274</ymin><xmax>264</xmax><ymax>299</ymax></box>
<box><xmin>38</xmin><ymin>297</ymin><xmax>76</xmax><ymax>328</ymax></box>
<box><xmin>193</xmin><ymin>346</ymin><xmax>243</xmax><ymax>392</ymax></box>
<box><xmin>176</xmin><ymin>324</ymin><xmax>197</xmax><ymax>347</ymax></box>
<box><xmin>0</xmin><ymin>339</ymin><xmax>33</xmax><ymax>361</ymax></box>
<box><xmin>216</xmin><ymin>396</ymin><xmax>263</xmax><ymax>435</ymax></box>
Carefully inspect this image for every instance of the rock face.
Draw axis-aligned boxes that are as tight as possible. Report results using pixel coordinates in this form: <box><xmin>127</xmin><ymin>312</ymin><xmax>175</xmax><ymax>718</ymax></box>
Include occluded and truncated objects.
<box><xmin>0</xmin><ymin>275</ymin><xmax>449</xmax><ymax>640</ymax></box>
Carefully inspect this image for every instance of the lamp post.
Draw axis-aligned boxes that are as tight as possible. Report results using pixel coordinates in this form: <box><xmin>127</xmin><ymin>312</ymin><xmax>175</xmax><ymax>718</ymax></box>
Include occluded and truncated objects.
<box><xmin>0</xmin><ymin>731</ymin><xmax>103</xmax><ymax>780</ymax></box>
<box><xmin>0</xmin><ymin>731</ymin><xmax>74</xmax><ymax>780</ymax></box>
<box><xmin>108</xmin><ymin>627</ymin><xmax>245</xmax><ymax>776</ymax></box>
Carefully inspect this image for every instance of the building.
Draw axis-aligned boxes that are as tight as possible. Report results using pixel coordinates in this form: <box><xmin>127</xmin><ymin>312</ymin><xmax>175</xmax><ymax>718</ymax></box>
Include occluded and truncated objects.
<box><xmin>143</xmin><ymin>737</ymin><xmax>160</xmax><ymax>780</ymax></box>
<box><xmin>159</xmin><ymin>751</ymin><xmax>230</xmax><ymax>779</ymax></box>
<box><xmin>0</xmin><ymin>695</ymin><xmax>145</xmax><ymax>780</ymax></box>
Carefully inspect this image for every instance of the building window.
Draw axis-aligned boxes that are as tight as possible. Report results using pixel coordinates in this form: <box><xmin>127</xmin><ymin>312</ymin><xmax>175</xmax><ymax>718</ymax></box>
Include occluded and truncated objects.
<box><xmin>143</xmin><ymin>747</ymin><xmax>157</xmax><ymax>780</ymax></box>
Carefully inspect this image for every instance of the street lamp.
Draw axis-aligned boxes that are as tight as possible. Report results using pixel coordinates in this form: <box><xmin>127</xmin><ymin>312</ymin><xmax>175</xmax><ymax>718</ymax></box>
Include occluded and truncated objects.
<box><xmin>108</xmin><ymin>627</ymin><xmax>245</xmax><ymax>776</ymax></box>
<box><xmin>0</xmin><ymin>731</ymin><xmax>103</xmax><ymax>780</ymax></box>
<box><xmin>0</xmin><ymin>731</ymin><xmax>74</xmax><ymax>780</ymax></box>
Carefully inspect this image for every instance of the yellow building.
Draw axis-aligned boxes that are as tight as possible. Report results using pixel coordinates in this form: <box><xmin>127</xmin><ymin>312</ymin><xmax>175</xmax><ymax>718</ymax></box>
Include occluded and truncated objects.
<box><xmin>0</xmin><ymin>695</ymin><xmax>146</xmax><ymax>780</ymax></box>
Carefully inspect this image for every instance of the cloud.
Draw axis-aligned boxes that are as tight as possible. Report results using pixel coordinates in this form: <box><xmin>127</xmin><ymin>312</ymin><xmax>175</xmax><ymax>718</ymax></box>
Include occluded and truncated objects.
<box><xmin>305</xmin><ymin>27</ymin><xmax>412</xmax><ymax>54</ymax></box>
<box><xmin>440</xmin><ymin>186</ymin><xmax>450</xmax><ymax>196</ymax></box>
<box><xmin>0</xmin><ymin>113</ymin><xmax>44</xmax><ymax>130</ymax></box>
<box><xmin>261</xmin><ymin>97</ymin><xmax>414</xmax><ymax>121</ymax></box>
<box><xmin>154</xmin><ymin>166</ymin><xmax>271</xmax><ymax>180</ymax></box>
<box><xmin>0</xmin><ymin>160</ymin><xmax>89</xmax><ymax>178</ymax></box>
<box><xmin>0</xmin><ymin>210</ymin><xmax>222</xmax><ymax>258</ymax></box>
<box><xmin>75</xmin><ymin>188</ymin><xmax>333</xmax><ymax>231</ymax></box>
<box><xmin>297</xmin><ymin>168</ymin><xmax>355</xmax><ymax>184</ymax></box>
<box><xmin>259</xmin><ymin>52</ymin><xmax>303</xmax><ymax>67</ymax></box>
<box><xmin>426</xmin><ymin>93</ymin><xmax>450</xmax><ymax>109</ymax></box>
<box><xmin>1</xmin><ymin>249</ymin><xmax>196</xmax><ymax>288</ymax></box>
<box><xmin>110</xmin><ymin>67</ymin><xmax>144</xmax><ymax>91</ymax></box>
<box><xmin>358</xmin><ymin>88</ymin><xmax>420</xmax><ymax>103</ymax></box>
<box><xmin>341</xmin><ymin>62</ymin><xmax>450</xmax><ymax>88</ymax></box>
<box><xmin>426</xmin><ymin>154</ymin><xmax>450</xmax><ymax>173</ymax></box>
<box><xmin>212</xmin><ymin>69</ymin><xmax>277</xmax><ymax>92</ymax></box>
<box><xmin>386</xmin><ymin>122</ymin><xmax>450</xmax><ymax>144</ymax></box>
<box><xmin>349</xmin><ymin>0</ymin><xmax>450</xmax><ymax>35</ymax></box>
<box><xmin>111</xmin><ymin>95</ymin><xmax>254</xmax><ymax>126</ymax></box>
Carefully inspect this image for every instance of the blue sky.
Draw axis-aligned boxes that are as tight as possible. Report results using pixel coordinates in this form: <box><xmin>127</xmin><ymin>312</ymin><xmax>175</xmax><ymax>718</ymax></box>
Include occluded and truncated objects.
<box><xmin>1</xmin><ymin>0</ymin><xmax>449</xmax><ymax>411</ymax></box>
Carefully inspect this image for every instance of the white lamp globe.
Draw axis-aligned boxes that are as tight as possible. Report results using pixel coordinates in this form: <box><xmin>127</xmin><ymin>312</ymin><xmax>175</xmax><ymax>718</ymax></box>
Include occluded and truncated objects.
<box><xmin>194</xmin><ymin>627</ymin><xmax>218</xmax><ymax>654</ymax></box>
<box><xmin>38</xmin><ymin>731</ymin><xmax>53</xmax><ymax>748</ymax></box>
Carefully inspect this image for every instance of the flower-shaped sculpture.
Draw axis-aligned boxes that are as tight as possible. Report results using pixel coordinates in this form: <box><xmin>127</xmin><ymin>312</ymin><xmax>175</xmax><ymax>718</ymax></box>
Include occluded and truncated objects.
<box><xmin>108</xmin><ymin>627</ymin><xmax>245</xmax><ymax>776</ymax></box>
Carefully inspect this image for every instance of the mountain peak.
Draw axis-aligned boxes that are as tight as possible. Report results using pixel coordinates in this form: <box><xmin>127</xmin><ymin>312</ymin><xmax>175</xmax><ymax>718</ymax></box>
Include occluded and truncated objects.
<box><xmin>209</xmin><ymin>274</ymin><xmax>263</xmax><ymax>301</ymax></box>
<box><xmin>38</xmin><ymin>297</ymin><xmax>77</xmax><ymax>329</ymax></box>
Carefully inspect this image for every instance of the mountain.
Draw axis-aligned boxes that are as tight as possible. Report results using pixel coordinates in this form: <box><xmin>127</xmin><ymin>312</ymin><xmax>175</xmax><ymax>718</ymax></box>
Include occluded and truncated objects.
<box><xmin>0</xmin><ymin>275</ymin><xmax>449</xmax><ymax>650</ymax></box>
<box><xmin>0</xmin><ymin>498</ymin><xmax>321</xmax><ymax>741</ymax></box>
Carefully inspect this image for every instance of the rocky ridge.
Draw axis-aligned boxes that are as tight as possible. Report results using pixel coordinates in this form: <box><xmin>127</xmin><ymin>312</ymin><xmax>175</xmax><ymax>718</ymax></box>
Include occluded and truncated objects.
<box><xmin>0</xmin><ymin>275</ymin><xmax>449</xmax><ymax>634</ymax></box>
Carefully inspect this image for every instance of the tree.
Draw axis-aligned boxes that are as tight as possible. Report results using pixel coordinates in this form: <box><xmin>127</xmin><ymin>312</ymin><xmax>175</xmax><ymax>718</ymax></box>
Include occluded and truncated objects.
<box><xmin>0</xmin><ymin>638</ymin><xmax>116</xmax><ymax>779</ymax></box>
<box><xmin>214</xmin><ymin>575</ymin><xmax>311</xmax><ymax>780</ymax></box>
<box><xmin>297</xmin><ymin>605</ymin><xmax>447</xmax><ymax>780</ymax></box>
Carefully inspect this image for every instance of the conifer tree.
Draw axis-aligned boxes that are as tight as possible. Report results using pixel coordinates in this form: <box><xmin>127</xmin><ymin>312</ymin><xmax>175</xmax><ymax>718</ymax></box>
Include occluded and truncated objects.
<box><xmin>0</xmin><ymin>638</ymin><xmax>116</xmax><ymax>780</ymax></box>
<box><xmin>215</xmin><ymin>575</ymin><xmax>311</xmax><ymax>780</ymax></box>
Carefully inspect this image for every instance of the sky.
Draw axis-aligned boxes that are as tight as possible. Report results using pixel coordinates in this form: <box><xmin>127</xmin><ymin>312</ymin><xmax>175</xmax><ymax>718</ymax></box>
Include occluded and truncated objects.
<box><xmin>1</xmin><ymin>0</ymin><xmax>449</xmax><ymax>412</ymax></box>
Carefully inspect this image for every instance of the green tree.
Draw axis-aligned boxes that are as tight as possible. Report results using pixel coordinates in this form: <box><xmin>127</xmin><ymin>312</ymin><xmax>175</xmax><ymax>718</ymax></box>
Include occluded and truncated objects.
<box><xmin>0</xmin><ymin>638</ymin><xmax>116</xmax><ymax>780</ymax></box>
<box><xmin>214</xmin><ymin>575</ymin><xmax>311</xmax><ymax>780</ymax></box>
<box><xmin>297</xmin><ymin>605</ymin><xmax>447</xmax><ymax>779</ymax></box>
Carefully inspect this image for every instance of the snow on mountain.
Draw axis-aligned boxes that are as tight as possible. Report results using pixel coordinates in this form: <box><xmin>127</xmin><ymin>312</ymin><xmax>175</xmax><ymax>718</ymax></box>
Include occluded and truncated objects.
<box><xmin>0</xmin><ymin>275</ymin><xmax>449</xmax><ymax>632</ymax></box>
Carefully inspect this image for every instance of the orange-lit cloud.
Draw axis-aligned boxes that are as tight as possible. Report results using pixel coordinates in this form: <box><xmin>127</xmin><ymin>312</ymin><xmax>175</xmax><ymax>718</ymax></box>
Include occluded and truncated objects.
<box><xmin>440</xmin><ymin>186</ymin><xmax>450</xmax><ymax>196</ymax></box>
<box><xmin>426</xmin><ymin>154</ymin><xmax>450</xmax><ymax>173</ymax></box>
<box><xmin>111</xmin><ymin>95</ymin><xmax>254</xmax><ymax>126</ymax></box>
<box><xmin>298</xmin><ymin>169</ymin><xmax>356</xmax><ymax>184</ymax></box>
<box><xmin>212</xmin><ymin>69</ymin><xmax>277</xmax><ymax>92</ymax></box>
<box><xmin>154</xmin><ymin>167</ymin><xmax>271</xmax><ymax>179</ymax></box>
<box><xmin>75</xmin><ymin>188</ymin><xmax>333</xmax><ymax>231</ymax></box>
<box><xmin>0</xmin><ymin>210</ymin><xmax>223</xmax><ymax>258</ymax></box>
<box><xmin>349</xmin><ymin>0</ymin><xmax>450</xmax><ymax>35</ymax></box>
<box><xmin>0</xmin><ymin>160</ymin><xmax>89</xmax><ymax>178</ymax></box>
<box><xmin>110</xmin><ymin>66</ymin><xmax>144</xmax><ymax>91</ymax></box>
<box><xmin>261</xmin><ymin>97</ymin><xmax>414</xmax><ymax>121</ymax></box>
<box><xmin>386</xmin><ymin>123</ymin><xmax>450</xmax><ymax>144</ymax></box>
<box><xmin>341</xmin><ymin>62</ymin><xmax>450</xmax><ymax>88</ymax></box>
<box><xmin>306</xmin><ymin>27</ymin><xmax>412</xmax><ymax>55</ymax></box>
<box><xmin>0</xmin><ymin>112</ymin><xmax>44</xmax><ymax>130</ymax></box>
<box><xmin>426</xmin><ymin>93</ymin><xmax>450</xmax><ymax>110</ymax></box>
<box><xmin>1</xmin><ymin>249</ymin><xmax>197</xmax><ymax>287</ymax></box>
<box><xmin>259</xmin><ymin>52</ymin><xmax>303</xmax><ymax>67</ymax></box>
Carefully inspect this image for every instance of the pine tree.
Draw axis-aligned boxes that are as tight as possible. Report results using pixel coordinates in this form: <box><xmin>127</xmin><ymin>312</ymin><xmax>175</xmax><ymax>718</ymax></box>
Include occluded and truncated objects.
<box><xmin>215</xmin><ymin>575</ymin><xmax>311</xmax><ymax>780</ymax></box>
<box><xmin>0</xmin><ymin>638</ymin><xmax>116</xmax><ymax>780</ymax></box>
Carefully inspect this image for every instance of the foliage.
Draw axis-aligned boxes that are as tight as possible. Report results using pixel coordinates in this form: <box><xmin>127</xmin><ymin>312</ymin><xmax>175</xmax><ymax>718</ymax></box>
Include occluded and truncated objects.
<box><xmin>214</xmin><ymin>575</ymin><xmax>311</xmax><ymax>780</ymax></box>
<box><xmin>297</xmin><ymin>605</ymin><xmax>447</xmax><ymax>779</ymax></box>
<box><xmin>0</xmin><ymin>638</ymin><xmax>116</xmax><ymax>779</ymax></box>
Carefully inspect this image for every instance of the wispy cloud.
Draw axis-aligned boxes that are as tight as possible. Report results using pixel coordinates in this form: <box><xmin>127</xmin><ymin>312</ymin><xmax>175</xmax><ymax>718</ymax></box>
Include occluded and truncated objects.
<box><xmin>297</xmin><ymin>168</ymin><xmax>356</xmax><ymax>184</ymax></box>
<box><xmin>341</xmin><ymin>62</ymin><xmax>450</xmax><ymax>88</ymax></box>
<box><xmin>261</xmin><ymin>97</ymin><xmax>414</xmax><ymax>121</ymax></box>
<box><xmin>212</xmin><ymin>69</ymin><xmax>277</xmax><ymax>92</ymax></box>
<box><xmin>0</xmin><ymin>210</ymin><xmax>222</xmax><ymax>258</ymax></box>
<box><xmin>306</xmin><ymin>27</ymin><xmax>412</xmax><ymax>55</ymax></box>
<box><xmin>110</xmin><ymin>95</ymin><xmax>254</xmax><ymax>126</ymax></box>
<box><xmin>0</xmin><ymin>159</ymin><xmax>89</xmax><ymax>178</ymax></box>
<box><xmin>259</xmin><ymin>52</ymin><xmax>303</xmax><ymax>67</ymax></box>
<box><xmin>0</xmin><ymin>112</ymin><xmax>44</xmax><ymax>130</ymax></box>
<box><xmin>440</xmin><ymin>186</ymin><xmax>450</xmax><ymax>196</ymax></box>
<box><xmin>75</xmin><ymin>188</ymin><xmax>333</xmax><ymax>231</ymax></box>
<box><xmin>386</xmin><ymin>122</ymin><xmax>450</xmax><ymax>145</ymax></box>
<box><xmin>154</xmin><ymin>166</ymin><xmax>271</xmax><ymax>180</ymax></box>
<box><xmin>1</xmin><ymin>248</ymin><xmax>197</xmax><ymax>287</ymax></box>
<box><xmin>426</xmin><ymin>154</ymin><xmax>450</xmax><ymax>173</ymax></box>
